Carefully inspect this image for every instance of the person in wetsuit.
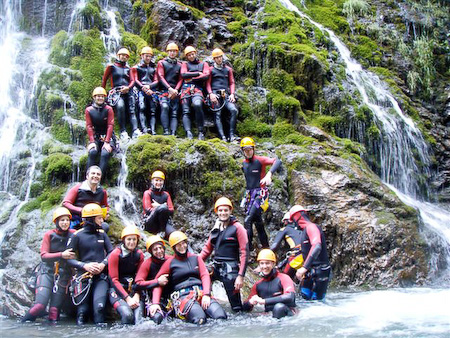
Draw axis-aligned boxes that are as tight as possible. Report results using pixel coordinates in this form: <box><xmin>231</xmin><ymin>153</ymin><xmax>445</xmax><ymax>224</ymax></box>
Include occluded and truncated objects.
<box><xmin>131</xmin><ymin>46</ymin><xmax>159</xmax><ymax>135</ymax></box>
<box><xmin>62</xmin><ymin>165</ymin><xmax>109</xmax><ymax>231</ymax></box>
<box><xmin>108</xmin><ymin>225</ymin><xmax>144</xmax><ymax>324</ymax></box>
<box><xmin>289</xmin><ymin>205</ymin><xmax>331</xmax><ymax>300</ymax></box>
<box><xmin>22</xmin><ymin>207</ymin><xmax>76</xmax><ymax>323</ymax></box>
<box><xmin>200</xmin><ymin>197</ymin><xmax>248</xmax><ymax>312</ymax></box>
<box><xmin>243</xmin><ymin>249</ymin><xmax>296</xmax><ymax>319</ymax></box>
<box><xmin>67</xmin><ymin>203</ymin><xmax>113</xmax><ymax>325</ymax></box>
<box><xmin>102</xmin><ymin>47</ymin><xmax>141</xmax><ymax>140</ymax></box>
<box><xmin>206</xmin><ymin>48</ymin><xmax>238</xmax><ymax>142</ymax></box>
<box><xmin>156</xmin><ymin>42</ymin><xmax>183</xmax><ymax>136</ymax></box>
<box><xmin>270</xmin><ymin>211</ymin><xmax>303</xmax><ymax>279</ymax></box>
<box><xmin>85</xmin><ymin>87</ymin><xmax>116</xmax><ymax>177</ymax></box>
<box><xmin>142</xmin><ymin>170</ymin><xmax>175</xmax><ymax>238</ymax></box>
<box><xmin>240</xmin><ymin>137</ymin><xmax>282</xmax><ymax>250</ymax></box>
<box><xmin>135</xmin><ymin>235</ymin><xmax>170</xmax><ymax>324</ymax></box>
<box><xmin>149</xmin><ymin>231</ymin><xmax>227</xmax><ymax>324</ymax></box>
<box><xmin>180</xmin><ymin>46</ymin><xmax>210</xmax><ymax>140</ymax></box>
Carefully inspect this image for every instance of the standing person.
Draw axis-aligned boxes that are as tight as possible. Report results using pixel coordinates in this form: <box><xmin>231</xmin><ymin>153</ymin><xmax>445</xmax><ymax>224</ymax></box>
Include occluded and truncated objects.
<box><xmin>135</xmin><ymin>235</ymin><xmax>171</xmax><ymax>324</ymax></box>
<box><xmin>270</xmin><ymin>211</ymin><xmax>303</xmax><ymax>279</ymax></box>
<box><xmin>67</xmin><ymin>203</ymin><xmax>113</xmax><ymax>325</ymax></box>
<box><xmin>22</xmin><ymin>208</ymin><xmax>76</xmax><ymax>323</ymax></box>
<box><xmin>85</xmin><ymin>87</ymin><xmax>116</xmax><ymax>177</ymax></box>
<box><xmin>243</xmin><ymin>249</ymin><xmax>296</xmax><ymax>319</ymax></box>
<box><xmin>62</xmin><ymin>165</ymin><xmax>109</xmax><ymax>231</ymax></box>
<box><xmin>200</xmin><ymin>197</ymin><xmax>248</xmax><ymax>312</ymax></box>
<box><xmin>180</xmin><ymin>46</ymin><xmax>210</xmax><ymax>140</ymax></box>
<box><xmin>240</xmin><ymin>137</ymin><xmax>282</xmax><ymax>250</ymax></box>
<box><xmin>206</xmin><ymin>48</ymin><xmax>238</xmax><ymax>142</ymax></box>
<box><xmin>102</xmin><ymin>47</ymin><xmax>141</xmax><ymax>140</ymax></box>
<box><xmin>289</xmin><ymin>205</ymin><xmax>331</xmax><ymax>300</ymax></box>
<box><xmin>156</xmin><ymin>42</ymin><xmax>183</xmax><ymax>136</ymax></box>
<box><xmin>149</xmin><ymin>231</ymin><xmax>227</xmax><ymax>324</ymax></box>
<box><xmin>142</xmin><ymin>170</ymin><xmax>175</xmax><ymax>238</ymax></box>
<box><xmin>108</xmin><ymin>225</ymin><xmax>144</xmax><ymax>325</ymax></box>
<box><xmin>131</xmin><ymin>46</ymin><xmax>159</xmax><ymax>135</ymax></box>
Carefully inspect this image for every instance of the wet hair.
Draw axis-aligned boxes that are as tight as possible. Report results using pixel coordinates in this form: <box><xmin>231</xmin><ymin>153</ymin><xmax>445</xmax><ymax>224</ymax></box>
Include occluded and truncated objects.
<box><xmin>86</xmin><ymin>165</ymin><xmax>102</xmax><ymax>177</ymax></box>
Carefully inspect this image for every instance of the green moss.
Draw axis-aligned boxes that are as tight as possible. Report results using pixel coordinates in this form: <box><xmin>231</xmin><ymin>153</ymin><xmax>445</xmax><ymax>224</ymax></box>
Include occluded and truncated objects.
<box><xmin>49</xmin><ymin>31</ymin><xmax>71</xmax><ymax>67</ymax></box>
<box><xmin>80</xmin><ymin>0</ymin><xmax>103</xmax><ymax>30</ymax></box>
<box><xmin>121</xmin><ymin>31</ymin><xmax>148</xmax><ymax>65</ymax></box>
<box><xmin>266</xmin><ymin>90</ymin><xmax>301</xmax><ymax>120</ymax></box>
<box><xmin>374</xmin><ymin>210</ymin><xmax>397</xmax><ymax>225</ymax></box>
<box><xmin>350</xmin><ymin>35</ymin><xmax>382</xmax><ymax>66</ymax></box>
<box><xmin>41</xmin><ymin>153</ymin><xmax>73</xmax><ymax>184</ymax></box>
<box><xmin>174</xmin><ymin>1</ymin><xmax>205</xmax><ymax>20</ymax></box>
<box><xmin>20</xmin><ymin>186</ymin><xmax>67</xmax><ymax>214</ymax></box>
<box><xmin>310</xmin><ymin>115</ymin><xmax>341</xmax><ymax>134</ymax></box>
<box><xmin>50</xmin><ymin>109</ymin><xmax>72</xmax><ymax>144</ymax></box>
<box><xmin>302</xmin><ymin>0</ymin><xmax>350</xmax><ymax>34</ymax></box>
<box><xmin>236</xmin><ymin>119</ymin><xmax>272</xmax><ymax>138</ymax></box>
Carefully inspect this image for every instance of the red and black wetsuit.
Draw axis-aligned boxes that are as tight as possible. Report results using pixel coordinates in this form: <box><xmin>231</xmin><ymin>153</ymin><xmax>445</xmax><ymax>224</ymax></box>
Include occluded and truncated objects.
<box><xmin>180</xmin><ymin>60</ymin><xmax>209</xmax><ymax>135</ymax></box>
<box><xmin>156</xmin><ymin>57</ymin><xmax>183</xmax><ymax>134</ymax></box>
<box><xmin>206</xmin><ymin>63</ymin><xmax>238</xmax><ymax>140</ymax></box>
<box><xmin>85</xmin><ymin>102</ymin><xmax>115</xmax><ymax>175</ymax></box>
<box><xmin>296</xmin><ymin>212</ymin><xmax>331</xmax><ymax>300</ymax></box>
<box><xmin>131</xmin><ymin>61</ymin><xmax>159</xmax><ymax>134</ymax></box>
<box><xmin>142</xmin><ymin>188</ymin><xmax>175</xmax><ymax>237</ymax></box>
<box><xmin>152</xmin><ymin>252</ymin><xmax>226</xmax><ymax>324</ymax></box>
<box><xmin>200</xmin><ymin>216</ymin><xmax>248</xmax><ymax>311</ymax></box>
<box><xmin>66</xmin><ymin>220</ymin><xmax>113</xmax><ymax>324</ymax></box>
<box><xmin>108</xmin><ymin>245</ymin><xmax>144</xmax><ymax>324</ymax></box>
<box><xmin>242</xmin><ymin>155</ymin><xmax>282</xmax><ymax>249</ymax></box>
<box><xmin>102</xmin><ymin>60</ymin><xmax>138</xmax><ymax>133</ymax></box>
<box><xmin>22</xmin><ymin>228</ymin><xmax>75</xmax><ymax>322</ymax></box>
<box><xmin>243</xmin><ymin>269</ymin><xmax>296</xmax><ymax>318</ymax></box>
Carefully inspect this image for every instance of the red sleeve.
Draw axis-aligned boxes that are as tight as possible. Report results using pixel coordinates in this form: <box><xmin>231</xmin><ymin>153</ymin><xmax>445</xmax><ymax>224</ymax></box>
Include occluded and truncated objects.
<box><xmin>102</xmin><ymin>189</ymin><xmax>109</xmax><ymax>209</ymax></box>
<box><xmin>85</xmin><ymin>107</ymin><xmax>95</xmax><ymax>143</ymax></box>
<box><xmin>197</xmin><ymin>255</ymin><xmax>211</xmax><ymax>295</ymax></box>
<box><xmin>245</xmin><ymin>282</ymin><xmax>258</xmax><ymax>302</ymax></box>
<box><xmin>62</xmin><ymin>183</ymin><xmax>83</xmax><ymax>215</ymax></box>
<box><xmin>105</xmin><ymin>106</ymin><xmax>114</xmax><ymax>142</ymax></box>
<box><xmin>227</xmin><ymin>67</ymin><xmax>235</xmax><ymax>94</ymax></box>
<box><xmin>175</xmin><ymin>64</ymin><xmax>183</xmax><ymax>90</ymax></box>
<box><xmin>135</xmin><ymin>259</ymin><xmax>159</xmax><ymax>288</ymax></box>
<box><xmin>127</xmin><ymin>66</ymin><xmax>135</xmax><ymax>88</ymax></box>
<box><xmin>303</xmin><ymin>224</ymin><xmax>322</xmax><ymax>269</ymax></box>
<box><xmin>193</xmin><ymin>62</ymin><xmax>210</xmax><ymax>81</ymax></box>
<box><xmin>199</xmin><ymin>236</ymin><xmax>213</xmax><ymax>261</ymax></box>
<box><xmin>157</xmin><ymin>61</ymin><xmax>171</xmax><ymax>90</ymax></box>
<box><xmin>206</xmin><ymin>72</ymin><xmax>212</xmax><ymax>94</ymax></box>
<box><xmin>40</xmin><ymin>230</ymin><xmax>62</xmax><ymax>261</ymax></box>
<box><xmin>278</xmin><ymin>273</ymin><xmax>296</xmax><ymax>294</ymax></box>
<box><xmin>152</xmin><ymin>257</ymin><xmax>173</xmax><ymax>304</ymax></box>
<box><xmin>165</xmin><ymin>192</ymin><xmax>174</xmax><ymax>213</ymax></box>
<box><xmin>108</xmin><ymin>248</ymin><xmax>130</xmax><ymax>299</ymax></box>
<box><xmin>255</xmin><ymin>155</ymin><xmax>276</xmax><ymax>181</ymax></box>
<box><xmin>130</xmin><ymin>66</ymin><xmax>141</xmax><ymax>88</ymax></box>
<box><xmin>143</xmin><ymin>189</ymin><xmax>152</xmax><ymax>213</ymax></box>
<box><xmin>102</xmin><ymin>65</ymin><xmax>112</xmax><ymax>89</ymax></box>
<box><xmin>236</xmin><ymin>224</ymin><xmax>249</xmax><ymax>276</ymax></box>
<box><xmin>150</xmin><ymin>72</ymin><xmax>159</xmax><ymax>89</ymax></box>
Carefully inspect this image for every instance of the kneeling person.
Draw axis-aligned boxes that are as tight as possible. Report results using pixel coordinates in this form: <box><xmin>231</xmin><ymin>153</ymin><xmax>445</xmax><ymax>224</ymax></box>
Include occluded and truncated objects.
<box><xmin>243</xmin><ymin>249</ymin><xmax>296</xmax><ymax>319</ymax></box>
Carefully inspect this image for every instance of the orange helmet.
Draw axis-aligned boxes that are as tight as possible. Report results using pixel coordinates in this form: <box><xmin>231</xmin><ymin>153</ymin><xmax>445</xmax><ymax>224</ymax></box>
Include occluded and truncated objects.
<box><xmin>166</xmin><ymin>43</ymin><xmax>179</xmax><ymax>52</ymax></box>
<box><xmin>214</xmin><ymin>197</ymin><xmax>233</xmax><ymax>213</ymax></box>
<box><xmin>257</xmin><ymin>249</ymin><xmax>276</xmax><ymax>263</ymax></box>
<box><xmin>211</xmin><ymin>48</ymin><xmax>224</xmax><ymax>58</ymax></box>
<box><xmin>52</xmin><ymin>207</ymin><xmax>72</xmax><ymax>223</ymax></box>
<box><xmin>121</xmin><ymin>225</ymin><xmax>141</xmax><ymax>240</ymax></box>
<box><xmin>141</xmin><ymin>46</ymin><xmax>154</xmax><ymax>55</ymax></box>
<box><xmin>184</xmin><ymin>46</ymin><xmax>197</xmax><ymax>56</ymax></box>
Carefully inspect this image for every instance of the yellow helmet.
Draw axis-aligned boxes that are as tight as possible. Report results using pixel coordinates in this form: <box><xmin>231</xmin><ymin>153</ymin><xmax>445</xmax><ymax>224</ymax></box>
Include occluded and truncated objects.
<box><xmin>257</xmin><ymin>249</ymin><xmax>277</xmax><ymax>263</ymax></box>
<box><xmin>184</xmin><ymin>46</ymin><xmax>197</xmax><ymax>56</ymax></box>
<box><xmin>240</xmin><ymin>137</ymin><xmax>255</xmax><ymax>148</ymax></box>
<box><xmin>81</xmin><ymin>203</ymin><xmax>103</xmax><ymax>218</ymax></box>
<box><xmin>146</xmin><ymin>235</ymin><xmax>164</xmax><ymax>252</ymax></box>
<box><xmin>169</xmin><ymin>231</ymin><xmax>188</xmax><ymax>247</ymax></box>
<box><xmin>214</xmin><ymin>197</ymin><xmax>233</xmax><ymax>213</ymax></box>
<box><xmin>121</xmin><ymin>225</ymin><xmax>141</xmax><ymax>240</ymax></box>
<box><xmin>52</xmin><ymin>207</ymin><xmax>72</xmax><ymax>223</ymax></box>
<box><xmin>92</xmin><ymin>87</ymin><xmax>107</xmax><ymax>97</ymax></box>
<box><xmin>166</xmin><ymin>43</ymin><xmax>179</xmax><ymax>52</ymax></box>
<box><xmin>141</xmin><ymin>46</ymin><xmax>154</xmax><ymax>55</ymax></box>
<box><xmin>117</xmin><ymin>47</ymin><xmax>130</xmax><ymax>56</ymax></box>
<box><xmin>211</xmin><ymin>48</ymin><xmax>224</xmax><ymax>58</ymax></box>
<box><xmin>151</xmin><ymin>170</ymin><xmax>165</xmax><ymax>180</ymax></box>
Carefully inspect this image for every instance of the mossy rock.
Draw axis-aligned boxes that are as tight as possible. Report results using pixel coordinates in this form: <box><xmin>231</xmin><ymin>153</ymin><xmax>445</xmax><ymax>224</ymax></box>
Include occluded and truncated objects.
<box><xmin>41</xmin><ymin>153</ymin><xmax>73</xmax><ymax>184</ymax></box>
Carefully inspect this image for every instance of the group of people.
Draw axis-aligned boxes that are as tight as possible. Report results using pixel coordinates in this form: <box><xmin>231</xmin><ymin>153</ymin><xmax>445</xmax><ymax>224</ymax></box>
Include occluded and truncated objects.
<box><xmin>22</xmin><ymin>137</ymin><xmax>331</xmax><ymax>325</ymax></box>
<box><xmin>87</xmin><ymin>43</ymin><xmax>239</xmax><ymax>179</ymax></box>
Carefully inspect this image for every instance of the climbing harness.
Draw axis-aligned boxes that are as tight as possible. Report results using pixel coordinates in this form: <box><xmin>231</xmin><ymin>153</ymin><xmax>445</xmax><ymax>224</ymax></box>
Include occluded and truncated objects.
<box><xmin>70</xmin><ymin>272</ymin><xmax>93</xmax><ymax>306</ymax></box>
<box><xmin>107</xmin><ymin>87</ymin><xmax>123</xmax><ymax>106</ymax></box>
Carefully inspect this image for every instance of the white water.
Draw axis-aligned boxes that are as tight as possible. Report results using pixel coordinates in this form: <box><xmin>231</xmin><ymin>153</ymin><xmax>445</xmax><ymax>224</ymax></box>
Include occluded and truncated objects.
<box><xmin>67</xmin><ymin>0</ymin><xmax>87</xmax><ymax>33</ymax></box>
<box><xmin>101</xmin><ymin>9</ymin><xmax>121</xmax><ymax>59</ymax></box>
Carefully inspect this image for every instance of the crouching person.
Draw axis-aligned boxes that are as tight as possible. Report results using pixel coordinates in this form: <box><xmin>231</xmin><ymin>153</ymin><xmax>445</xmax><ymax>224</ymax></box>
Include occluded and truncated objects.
<box><xmin>135</xmin><ymin>235</ymin><xmax>171</xmax><ymax>324</ymax></box>
<box><xmin>149</xmin><ymin>231</ymin><xmax>227</xmax><ymax>324</ymax></box>
<box><xmin>67</xmin><ymin>203</ymin><xmax>113</xmax><ymax>325</ymax></box>
<box><xmin>243</xmin><ymin>249</ymin><xmax>297</xmax><ymax>319</ymax></box>
<box><xmin>108</xmin><ymin>225</ymin><xmax>144</xmax><ymax>324</ymax></box>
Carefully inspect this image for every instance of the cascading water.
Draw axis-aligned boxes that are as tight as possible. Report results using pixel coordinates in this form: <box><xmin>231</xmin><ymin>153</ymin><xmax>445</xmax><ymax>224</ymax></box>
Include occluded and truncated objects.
<box><xmin>100</xmin><ymin>0</ymin><xmax>121</xmax><ymax>59</ymax></box>
<box><xmin>67</xmin><ymin>0</ymin><xmax>87</xmax><ymax>33</ymax></box>
<box><xmin>278</xmin><ymin>0</ymin><xmax>450</xmax><ymax>280</ymax></box>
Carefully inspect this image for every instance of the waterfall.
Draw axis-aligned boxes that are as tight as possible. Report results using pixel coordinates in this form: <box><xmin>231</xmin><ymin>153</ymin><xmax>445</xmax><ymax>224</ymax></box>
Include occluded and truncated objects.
<box><xmin>67</xmin><ymin>0</ymin><xmax>87</xmax><ymax>33</ymax></box>
<box><xmin>100</xmin><ymin>8</ymin><xmax>121</xmax><ymax>59</ymax></box>
<box><xmin>279</xmin><ymin>0</ymin><xmax>450</xmax><ymax>280</ymax></box>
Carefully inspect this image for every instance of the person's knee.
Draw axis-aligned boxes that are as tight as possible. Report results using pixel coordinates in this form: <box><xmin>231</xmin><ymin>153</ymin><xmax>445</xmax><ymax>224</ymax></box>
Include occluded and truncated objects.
<box><xmin>186</xmin><ymin>303</ymin><xmax>207</xmax><ymax>325</ymax></box>
<box><xmin>206</xmin><ymin>300</ymin><xmax>227</xmax><ymax>320</ymax></box>
<box><xmin>301</xmin><ymin>287</ymin><xmax>313</xmax><ymax>300</ymax></box>
<box><xmin>117</xmin><ymin>304</ymin><xmax>134</xmax><ymax>325</ymax></box>
<box><xmin>151</xmin><ymin>311</ymin><xmax>164</xmax><ymax>325</ymax></box>
<box><xmin>272</xmin><ymin>303</ymin><xmax>291</xmax><ymax>319</ymax></box>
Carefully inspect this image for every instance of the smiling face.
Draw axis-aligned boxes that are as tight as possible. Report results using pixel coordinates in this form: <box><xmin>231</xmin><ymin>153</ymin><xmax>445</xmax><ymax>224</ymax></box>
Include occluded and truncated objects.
<box><xmin>151</xmin><ymin>243</ymin><xmax>165</xmax><ymax>259</ymax></box>
<box><xmin>117</xmin><ymin>53</ymin><xmax>129</xmax><ymax>62</ymax></box>
<box><xmin>217</xmin><ymin>205</ymin><xmax>231</xmax><ymax>222</ymax></box>
<box><xmin>93</xmin><ymin>94</ymin><xmax>106</xmax><ymax>106</ymax></box>
<box><xmin>86</xmin><ymin>167</ymin><xmax>102</xmax><ymax>185</ymax></box>
<box><xmin>242</xmin><ymin>147</ymin><xmax>254</xmax><ymax>159</ymax></box>
<box><xmin>57</xmin><ymin>215</ymin><xmax>71</xmax><ymax>231</ymax></box>
<box><xmin>258</xmin><ymin>259</ymin><xmax>275</xmax><ymax>276</ymax></box>
<box><xmin>168</xmin><ymin>49</ymin><xmax>178</xmax><ymax>59</ymax></box>
<box><xmin>186</xmin><ymin>51</ymin><xmax>197</xmax><ymax>62</ymax></box>
<box><xmin>174</xmin><ymin>240</ymin><xmax>188</xmax><ymax>255</ymax></box>
<box><xmin>152</xmin><ymin>177</ymin><xmax>164</xmax><ymax>190</ymax></box>
<box><xmin>141</xmin><ymin>53</ymin><xmax>153</xmax><ymax>64</ymax></box>
<box><xmin>124</xmin><ymin>234</ymin><xmax>138</xmax><ymax>251</ymax></box>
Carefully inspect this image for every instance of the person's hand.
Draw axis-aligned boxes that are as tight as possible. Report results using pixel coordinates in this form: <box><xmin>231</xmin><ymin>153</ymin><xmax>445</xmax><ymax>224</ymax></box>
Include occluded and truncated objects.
<box><xmin>201</xmin><ymin>295</ymin><xmax>211</xmax><ymax>310</ymax></box>
<box><xmin>126</xmin><ymin>295</ymin><xmax>139</xmax><ymax>309</ymax></box>
<box><xmin>260</xmin><ymin>172</ymin><xmax>272</xmax><ymax>186</ymax></box>
<box><xmin>61</xmin><ymin>249</ymin><xmax>76</xmax><ymax>260</ymax></box>
<box><xmin>296</xmin><ymin>267</ymin><xmax>308</xmax><ymax>280</ymax></box>
<box><xmin>234</xmin><ymin>275</ymin><xmax>243</xmax><ymax>291</ymax></box>
<box><xmin>151</xmin><ymin>199</ymin><xmax>161</xmax><ymax>208</ymax></box>
<box><xmin>157</xmin><ymin>274</ymin><xmax>169</xmax><ymax>286</ymax></box>
<box><xmin>83</xmin><ymin>262</ymin><xmax>101</xmax><ymax>274</ymax></box>
<box><xmin>87</xmin><ymin>142</ymin><xmax>97</xmax><ymax>152</ymax></box>
<box><xmin>249</xmin><ymin>295</ymin><xmax>264</xmax><ymax>306</ymax></box>
<box><xmin>149</xmin><ymin>304</ymin><xmax>161</xmax><ymax>316</ymax></box>
<box><xmin>209</xmin><ymin>93</ymin><xmax>219</xmax><ymax>104</ymax></box>
<box><xmin>228</xmin><ymin>93</ymin><xmax>236</xmax><ymax>103</ymax></box>
<box><xmin>102</xmin><ymin>142</ymin><xmax>112</xmax><ymax>153</ymax></box>
<box><xmin>120</xmin><ymin>86</ymin><xmax>130</xmax><ymax>94</ymax></box>
<box><xmin>168</xmin><ymin>87</ymin><xmax>178</xmax><ymax>99</ymax></box>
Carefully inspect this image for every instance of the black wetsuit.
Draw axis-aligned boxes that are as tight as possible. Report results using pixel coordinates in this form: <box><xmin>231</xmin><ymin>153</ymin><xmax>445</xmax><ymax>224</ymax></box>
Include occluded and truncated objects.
<box><xmin>270</xmin><ymin>222</ymin><xmax>303</xmax><ymax>278</ymax></box>
<box><xmin>22</xmin><ymin>228</ymin><xmax>75</xmax><ymax>322</ymax></box>
<box><xmin>142</xmin><ymin>188</ymin><xmax>175</xmax><ymax>237</ymax></box>
<box><xmin>67</xmin><ymin>220</ymin><xmax>113</xmax><ymax>324</ymax></box>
